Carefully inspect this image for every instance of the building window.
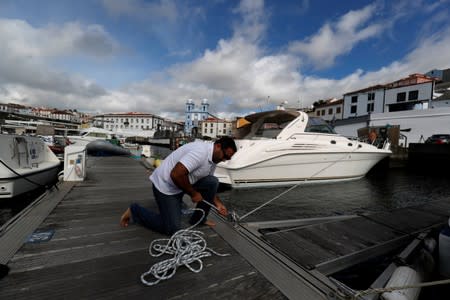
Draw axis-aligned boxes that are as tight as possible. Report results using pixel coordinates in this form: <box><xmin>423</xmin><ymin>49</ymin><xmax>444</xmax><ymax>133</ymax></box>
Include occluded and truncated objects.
<box><xmin>368</xmin><ymin>92</ymin><xmax>375</xmax><ymax>101</ymax></box>
<box><xmin>223</xmin><ymin>129</ymin><xmax>226</xmax><ymax>134</ymax></box>
<box><xmin>210</xmin><ymin>129</ymin><xmax>213</xmax><ymax>134</ymax></box>
<box><xmin>350</xmin><ymin>106</ymin><xmax>357</xmax><ymax>114</ymax></box>
<box><xmin>397</xmin><ymin>92</ymin><xmax>406</xmax><ymax>102</ymax></box>
<box><xmin>321</xmin><ymin>110</ymin><xmax>325</xmax><ymax>116</ymax></box>
<box><xmin>204</xmin><ymin>128</ymin><xmax>207</xmax><ymax>133</ymax></box>
<box><xmin>351</xmin><ymin>96</ymin><xmax>358</xmax><ymax>103</ymax></box>
<box><xmin>316</xmin><ymin>111</ymin><xmax>320</xmax><ymax>116</ymax></box>
<box><xmin>328</xmin><ymin>108</ymin><xmax>333</xmax><ymax>115</ymax></box>
<box><xmin>408</xmin><ymin>90</ymin><xmax>418</xmax><ymax>100</ymax></box>
<box><xmin>367</xmin><ymin>103</ymin><xmax>374</xmax><ymax>113</ymax></box>
<box><xmin>336</xmin><ymin>107</ymin><xmax>341</xmax><ymax>114</ymax></box>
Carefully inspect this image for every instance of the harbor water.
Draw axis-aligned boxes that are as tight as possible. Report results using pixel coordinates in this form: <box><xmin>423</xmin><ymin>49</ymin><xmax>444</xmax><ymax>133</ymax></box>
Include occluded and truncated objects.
<box><xmin>2</xmin><ymin>161</ymin><xmax>450</xmax><ymax>227</ymax></box>
<box><xmin>219</xmin><ymin>166</ymin><xmax>450</xmax><ymax>222</ymax></box>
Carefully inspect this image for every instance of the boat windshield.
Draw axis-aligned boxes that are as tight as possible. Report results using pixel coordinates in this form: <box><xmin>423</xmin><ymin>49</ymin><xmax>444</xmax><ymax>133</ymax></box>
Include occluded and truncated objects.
<box><xmin>241</xmin><ymin>114</ymin><xmax>298</xmax><ymax>139</ymax></box>
<box><xmin>305</xmin><ymin>117</ymin><xmax>336</xmax><ymax>134</ymax></box>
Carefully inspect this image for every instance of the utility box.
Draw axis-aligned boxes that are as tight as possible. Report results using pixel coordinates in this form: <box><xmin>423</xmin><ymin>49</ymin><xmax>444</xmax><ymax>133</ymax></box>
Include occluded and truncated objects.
<box><xmin>141</xmin><ymin>145</ymin><xmax>151</xmax><ymax>158</ymax></box>
<box><xmin>64</xmin><ymin>145</ymin><xmax>86</xmax><ymax>181</ymax></box>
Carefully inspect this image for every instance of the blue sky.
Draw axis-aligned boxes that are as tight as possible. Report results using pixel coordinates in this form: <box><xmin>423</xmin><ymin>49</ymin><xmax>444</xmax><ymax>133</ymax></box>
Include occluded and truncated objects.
<box><xmin>0</xmin><ymin>0</ymin><xmax>450</xmax><ymax>120</ymax></box>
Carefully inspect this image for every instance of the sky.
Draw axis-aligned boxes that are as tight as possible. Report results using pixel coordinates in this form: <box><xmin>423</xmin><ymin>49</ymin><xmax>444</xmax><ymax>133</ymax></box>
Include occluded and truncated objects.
<box><xmin>1</xmin><ymin>0</ymin><xmax>450</xmax><ymax>121</ymax></box>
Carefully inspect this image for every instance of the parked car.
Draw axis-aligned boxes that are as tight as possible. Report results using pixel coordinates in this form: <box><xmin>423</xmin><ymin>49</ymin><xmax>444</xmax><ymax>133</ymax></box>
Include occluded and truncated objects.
<box><xmin>425</xmin><ymin>134</ymin><xmax>450</xmax><ymax>144</ymax></box>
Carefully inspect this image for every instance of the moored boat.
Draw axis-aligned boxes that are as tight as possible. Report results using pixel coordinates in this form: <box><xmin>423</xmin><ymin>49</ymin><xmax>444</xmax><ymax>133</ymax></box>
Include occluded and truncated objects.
<box><xmin>214</xmin><ymin>109</ymin><xmax>391</xmax><ymax>188</ymax></box>
<box><xmin>0</xmin><ymin>134</ymin><xmax>61</xmax><ymax>198</ymax></box>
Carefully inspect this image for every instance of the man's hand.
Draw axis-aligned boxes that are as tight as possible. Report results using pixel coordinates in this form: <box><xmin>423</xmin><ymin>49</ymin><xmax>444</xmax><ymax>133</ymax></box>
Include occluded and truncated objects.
<box><xmin>215</xmin><ymin>200</ymin><xmax>228</xmax><ymax>216</ymax></box>
<box><xmin>191</xmin><ymin>191</ymin><xmax>203</xmax><ymax>203</ymax></box>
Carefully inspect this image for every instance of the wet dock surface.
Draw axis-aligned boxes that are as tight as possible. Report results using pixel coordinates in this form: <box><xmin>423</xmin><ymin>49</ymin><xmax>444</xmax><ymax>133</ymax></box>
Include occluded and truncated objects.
<box><xmin>0</xmin><ymin>157</ymin><xmax>284</xmax><ymax>299</ymax></box>
<box><xmin>1</xmin><ymin>155</ymin><xmax>450</xmax><ymax>299</ymax></box>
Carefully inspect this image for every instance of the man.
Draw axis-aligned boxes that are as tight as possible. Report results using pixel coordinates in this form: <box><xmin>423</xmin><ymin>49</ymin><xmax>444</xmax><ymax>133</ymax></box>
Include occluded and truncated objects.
<box><xmin>120</xmin><ymin>136</ymin><xmax>237</xmax><ymax>235</ymax></box>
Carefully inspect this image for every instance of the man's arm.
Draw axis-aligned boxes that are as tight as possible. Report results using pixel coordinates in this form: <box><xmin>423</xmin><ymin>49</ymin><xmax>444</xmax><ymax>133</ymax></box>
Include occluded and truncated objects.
<box><xmin>170</xmin><ymin>162</ymin><xmax>202</xmax><ymax>202</ymax></box>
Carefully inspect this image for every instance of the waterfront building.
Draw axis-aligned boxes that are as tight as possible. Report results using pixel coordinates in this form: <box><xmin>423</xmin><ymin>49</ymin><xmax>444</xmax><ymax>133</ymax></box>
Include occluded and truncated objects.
<box><xmin>93</xmin><ymin>112</ymin><xmax>163</xmax><ymax>132</ymax></box>
<box><xmin>185</xmin><ymin>99</ymin><xmax>209</xmax><ymax>136</ymax></box>
<box><xmin>312</xmin><ymin>98</ymin><xmax>343</xmax><ymax>122</ymax></box>
<box><xmin>342</xmin><ymin>74</ymin><xmax>436</xmax><ymax>119</ymax></box>
<box><xmin>92</xmin><ymin>112</ymin><xmax>183</xmax><ymax>138</ymax></box>
<box><xmin>200</xmin><ymin>117</ymin><xmax>233</xmax><ymax>139</ymax></box>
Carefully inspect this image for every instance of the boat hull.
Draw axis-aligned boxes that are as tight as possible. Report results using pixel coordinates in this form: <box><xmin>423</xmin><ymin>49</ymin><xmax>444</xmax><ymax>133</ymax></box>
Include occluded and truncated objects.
<box><xmin>0</xmin><ymin>134</ymin><xmax>61</xmax><ymax>199</ymax></box>
<box><xmin>0</xmin><ymin>164</ymin><xmax>60</xmax><ymax>198</ymax></box>
<box><xmin>215</xmin><ymin>151</ymin><xmax>389</xmax><ymax>188</ymax></box>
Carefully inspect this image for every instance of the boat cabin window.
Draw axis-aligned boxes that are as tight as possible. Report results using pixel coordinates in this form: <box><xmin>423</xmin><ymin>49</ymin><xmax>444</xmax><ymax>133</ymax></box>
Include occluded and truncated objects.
<box><xmin>305</xmin><ymin>117</ymin><xmax>336</xmax><ymax>134</ymax></box>
<box><xmin>254</xmin><ymin>118</ymin><xmax>297</xmax><ymax>139</ymax></box>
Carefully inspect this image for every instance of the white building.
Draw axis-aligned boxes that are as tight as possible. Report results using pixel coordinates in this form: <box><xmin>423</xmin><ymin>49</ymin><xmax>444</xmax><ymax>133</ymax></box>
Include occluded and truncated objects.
<box><xmin>312</xmin><ymin>98</ymin><xmax>344</xmax><ymax>121</ymax></box>
<box><xmin>343</xmin><ymin>74</ymin><xmax>436</xmax><ymax>119</ymax></box>
<box><xmin>201</xmin><ymin>117</ymin><xmax>233</xmax><ymax>139</ymax></box>
<box><xmin>94</xmin><ymin>112</ymin><xmax>164</xmax><ymax>130</ymax></box>
<box><xmin>343</xmin><ymin>85</ymin><xmax>386</xmax><ymax>119</ymax></box>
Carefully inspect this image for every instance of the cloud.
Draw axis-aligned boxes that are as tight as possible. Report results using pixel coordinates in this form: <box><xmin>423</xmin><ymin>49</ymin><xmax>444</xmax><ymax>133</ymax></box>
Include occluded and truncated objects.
<box><xmin>0</xmin><ymin>18</ymin><xmax>113</xmax><ymax>106</ymax></box>
<box><xmin>288</xmin><ymin>3</ymin><xmax>384</xmax><ymax>69</ymax></box>
<box><xmin>2</xmin><ymin>0</ymin><xmax>450</xmax><ymax>123</ymax></box>
<box><xmin>232</xmin><ymin>0</ymin><xmax>266</xmax><ymax>42</ymax></box>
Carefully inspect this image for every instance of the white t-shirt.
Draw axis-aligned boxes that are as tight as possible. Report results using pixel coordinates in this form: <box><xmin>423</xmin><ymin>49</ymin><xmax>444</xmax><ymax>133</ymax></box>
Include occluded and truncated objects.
<box><xmin>149</xmin><ymin>141</ymin><xmax>216</xmax><ymax>195</ymax></box>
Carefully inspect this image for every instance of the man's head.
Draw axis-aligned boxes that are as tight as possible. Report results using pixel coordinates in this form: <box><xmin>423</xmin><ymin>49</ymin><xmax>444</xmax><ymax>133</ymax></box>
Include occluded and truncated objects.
<box><xmin>212</xmin><ymin>137</ymin><xmax>237</xmax><ymax>163</ymax></box>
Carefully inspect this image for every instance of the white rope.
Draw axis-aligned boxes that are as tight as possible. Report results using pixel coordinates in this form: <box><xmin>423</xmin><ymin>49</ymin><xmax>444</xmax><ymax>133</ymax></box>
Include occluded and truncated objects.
<box><xmin>140</xmin><ymin>206</ymin><xmax>230</xmax><ymax>286</ymax></box>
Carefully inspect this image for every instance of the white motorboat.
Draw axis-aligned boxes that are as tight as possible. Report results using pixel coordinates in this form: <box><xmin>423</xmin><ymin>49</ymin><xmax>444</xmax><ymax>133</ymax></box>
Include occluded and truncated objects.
<box><xmin>0</xmin><ymin>134</ymin><xmax>61</xmax><ymax>198</ymax></box>
<box><xmin>67</xmin><ymin>127</ymin><xmax>118</xmax><ymax>147</ymax></box>
<box><xmin>214</xmin><ymin>110</ymin><xmax>391</xmax><ymax>188</ymax></box>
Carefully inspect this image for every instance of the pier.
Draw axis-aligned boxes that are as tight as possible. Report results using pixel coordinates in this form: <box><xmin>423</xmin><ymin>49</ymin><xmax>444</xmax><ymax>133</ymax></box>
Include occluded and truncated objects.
<box><xmin>1</xmin><ymin>156</ymin><xmax>449</xmax><ymax>299</ymax></box>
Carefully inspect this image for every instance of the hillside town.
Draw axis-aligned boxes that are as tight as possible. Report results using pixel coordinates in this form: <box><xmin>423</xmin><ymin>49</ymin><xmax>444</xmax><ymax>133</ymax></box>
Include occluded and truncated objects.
<box><xmin>1</xmin><ymin>68</ymin><xmax>449</xmax><ymax>143</ymax></box>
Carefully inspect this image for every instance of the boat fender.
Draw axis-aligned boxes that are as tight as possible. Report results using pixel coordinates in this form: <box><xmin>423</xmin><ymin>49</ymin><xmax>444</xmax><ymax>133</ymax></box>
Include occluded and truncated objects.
<box><xmin>58</xmin><ymin>170</ymin><xmax>64</xmax><ymax>182</ymax></box>
<box><xmin>381</xmin><ymin>266</ymin><xmax>421</xmax><ymax>300</ymax></box>
<box><xmin>154</xmin><ymin>159</ymin><xmax>161</xmax><ymax>168</ymax></box>
<box><xmin>423</xmin><ymin>237</ymin><xmax>437</xmax><ymax>254</ymax></box>
<box><xmin>439</xmin><ymin>217</ymin><xmax>450</xmax><ymax>278</ymax></box>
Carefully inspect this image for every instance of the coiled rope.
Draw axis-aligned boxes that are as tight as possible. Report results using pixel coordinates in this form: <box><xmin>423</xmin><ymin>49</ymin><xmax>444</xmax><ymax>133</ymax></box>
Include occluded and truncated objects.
<box><xmin>140</xmin><ymin>205</ymin><xmax>230</xmax><ymax>286</ymax></box>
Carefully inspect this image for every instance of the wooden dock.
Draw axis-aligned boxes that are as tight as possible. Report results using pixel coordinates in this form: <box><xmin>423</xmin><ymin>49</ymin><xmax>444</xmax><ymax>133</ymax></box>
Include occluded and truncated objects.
<box><xmin>1</xmin><ymin>156</ymin><xmax>449</xmax><ymax>299</ymax></box>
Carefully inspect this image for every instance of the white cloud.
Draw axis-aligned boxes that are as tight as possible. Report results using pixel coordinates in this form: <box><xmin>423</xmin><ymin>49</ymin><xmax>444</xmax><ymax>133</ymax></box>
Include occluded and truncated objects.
<box><xmin>232</xmin><ymin>0</ymin><xmax>266</xmax><ymax>42</ymax></box>
<box><xmin>0</xmin><ymin>18</ymin><xmax>117</xmax><ymax>107</ymax></box>
<box><xmin>2</xmin><ymin>0</ymin><xmax>450</xmax><ymax>122</ymax></box>
<box><xmin>288</xmin><ymin>3</ymin><xmax>384</xmax><ymax>69</ymax></box>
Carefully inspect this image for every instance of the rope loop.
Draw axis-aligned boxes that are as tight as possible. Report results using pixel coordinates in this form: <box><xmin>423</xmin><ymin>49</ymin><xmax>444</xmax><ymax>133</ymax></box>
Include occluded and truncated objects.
<box><xmin>140</xmin><ymin>208</ymin><xmax>229</xmax><ymax>286</ymax></box>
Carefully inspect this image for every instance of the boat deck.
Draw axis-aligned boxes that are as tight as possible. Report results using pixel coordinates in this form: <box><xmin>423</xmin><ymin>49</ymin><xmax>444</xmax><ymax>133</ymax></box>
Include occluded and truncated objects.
<box><xmin>1</xmin><ymin>156</ymin><xmax>449</xmax><ymax>299</ymax></box>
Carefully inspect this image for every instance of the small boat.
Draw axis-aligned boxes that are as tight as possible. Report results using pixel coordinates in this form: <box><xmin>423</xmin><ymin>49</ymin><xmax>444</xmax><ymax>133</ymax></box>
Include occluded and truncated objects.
<box><xmin>0</xmin><ymin>134</ymin><xmax>61</xmax><ymax>198</ymax></box>
<box><xmin>214</xmin><ymin>109</ymin><xmax>391</xmax><ymax>188</ymax></box>
<box><xmin>67</xmin><ymin>127</ymin><xmax>119</xmax><ymax>147</ymax></box>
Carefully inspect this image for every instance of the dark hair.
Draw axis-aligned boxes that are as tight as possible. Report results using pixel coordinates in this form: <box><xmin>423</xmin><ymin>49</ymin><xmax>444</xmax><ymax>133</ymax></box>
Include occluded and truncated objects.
<box><xmin>214</xmin><ymin>136</ymin><xmax>237</xmax><ymax>152</ymax></box>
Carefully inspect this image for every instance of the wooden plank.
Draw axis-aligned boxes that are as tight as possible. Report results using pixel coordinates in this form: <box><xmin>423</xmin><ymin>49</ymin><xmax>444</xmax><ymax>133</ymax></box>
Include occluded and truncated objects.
<box><xmin>264</xmin><ymin>231</ymin><xmax>334</xmax><ymax>269</ymax></box>
<box><xmin>0</xmin><ymin>156</ymin><xmax>286</xmax><ymax>300</ymax></box>
<box><xmin>366</xmin><ymin>208</ymin><xmax>446</xmax><ymax>233</ymax></box>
